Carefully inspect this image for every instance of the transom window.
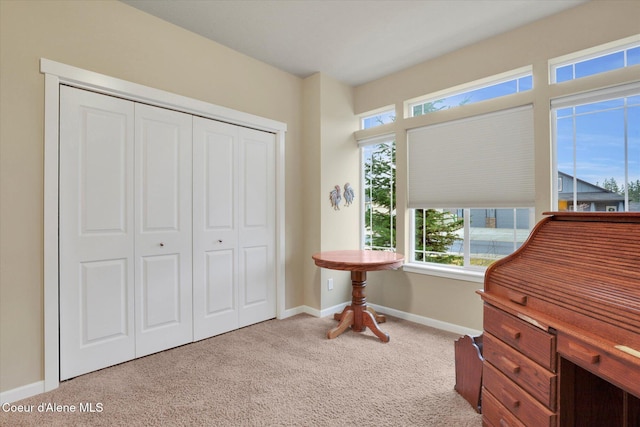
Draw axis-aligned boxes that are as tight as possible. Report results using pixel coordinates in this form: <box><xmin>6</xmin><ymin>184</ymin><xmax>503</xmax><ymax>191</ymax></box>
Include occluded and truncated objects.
<box><xmin>361</xmin><ymin>108</ymin><xmax>395</xmax><ymax>130</ymax></box>
<box><xmin>409</xmin><ymin>70</ymin><xmax>532</xmax><ymax>117</ymax></box>
<box><xmin>551</xmin><ymin>39</ymin><xmax>640</xmax><ymax>83</ymax></box>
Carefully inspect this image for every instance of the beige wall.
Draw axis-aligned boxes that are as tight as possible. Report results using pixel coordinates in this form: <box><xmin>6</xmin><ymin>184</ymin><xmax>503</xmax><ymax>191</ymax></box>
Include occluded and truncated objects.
<box><xmin>301</xmin><ymin>73</ymin><xmax>360</xmax><ymax>310</ymax></box>
<box><xmin>319</xmin><ymin>75</ymin><xmax>360</xmax><ymax>308</ymax></box>
<box><xmin>353</xmin><ymin>0</ymin><xmax>640</xmax><ymax>331</ymax></box>
<box><xmin>0</xmin><ymin>0</ymin><xmax>305</xmax><ymax>393</ymax></box>
<box><xmin>301</xmin><ymin>75</ymin><xmax>323</xmax><ymax>310</ymax></box>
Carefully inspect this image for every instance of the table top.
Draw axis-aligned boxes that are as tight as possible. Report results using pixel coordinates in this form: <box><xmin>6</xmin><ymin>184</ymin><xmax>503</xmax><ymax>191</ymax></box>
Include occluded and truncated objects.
<box><xmin>312</xmin><ymin>250</ymin><xmax>404</xmax><ymax>272</ymax></box>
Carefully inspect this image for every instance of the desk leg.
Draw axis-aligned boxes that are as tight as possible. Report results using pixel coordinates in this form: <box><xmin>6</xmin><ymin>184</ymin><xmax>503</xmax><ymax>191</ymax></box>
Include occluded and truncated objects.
<box><xmin>327</xmin><ymin>270</ymin><xmax>389</xmax><ymax>342</ymax></box>
<box><xmin>367</xmin><ymin>306</ymin><xmax>386</xmax><ymax>324</ymax></box>
<box><xmin>351</xmin><ymin>271</ymin><xmax>367</xmax><ymax>332</ymax></box>
<box><xmin>336</xmin><ymin>305</ymin><xmax>385</xmax><ymax>323</ymax></box>
<box><xmin>363</xmin><ymin>310</ymin><xmax>390</xmax><ymax>342</ymax></box>
<box><xmin>333</xmin><ymin>306</ymin><xmax>350</xmax><ymax>321</ymax></box>
<box><xmin>327</xmin><ymin>310</ymin><xmax>354</xmax><ymax>339</ymax></box>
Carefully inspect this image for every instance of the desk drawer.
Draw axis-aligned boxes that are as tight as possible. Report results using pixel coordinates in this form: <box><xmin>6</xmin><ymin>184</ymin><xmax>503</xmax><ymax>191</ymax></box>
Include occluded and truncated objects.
<box><xmin>484</xmin><ymin>362</ymin><xmax>557</xmax><ymax>427</ymax></box>
<box><xmin>484</xmin><ymin>304</ymin><xmax>556</xmax><ymax>371</ymax></box>
<box><xmin>482</xmin><ymin>387</ymin><xmax>526</xmax><ymax>427</ymax></box>
<box><xmin>557</xmin><ymin>331</ymin><xmax>640</xmax><ymax>398</ymax></box>
<box><xmin>484</xmin><ymin>333</ymin><xmax>557</xmax><ymax>410</ymax></box>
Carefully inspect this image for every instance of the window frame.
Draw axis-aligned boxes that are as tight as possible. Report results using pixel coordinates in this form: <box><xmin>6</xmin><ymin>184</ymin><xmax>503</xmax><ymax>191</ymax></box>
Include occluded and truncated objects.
<box><xmin>354</xmin><ymin>36</ymin><xmax>640</xmax><ymax>283</ymax></box>
<box><xmin>405</xmin><ymin>207</ymin><xmax>534</xmax><ymax>282</ymax></box>
<box><xmin>551</xmin><ymin>81</ymin><xmax>640</xmax><ymax>212</ymax></box>
<box><xmin>405</xmin><ymin>66</ymin><xmax>533</xmax><ymax>118</ymax></box>
<box><xmin>360</xmin><ymin>106</ymin><xmax>396</xmax><ymax>130</ymax></box>
<box><xmin>549</xmin><ymin>35</ymin><xmax>640</xmax><ymax>84</ymax></box>
<box><xmin>359</xmin><ymin>134</ymin><xmax>397</xmax><ymax>252</ymax></box>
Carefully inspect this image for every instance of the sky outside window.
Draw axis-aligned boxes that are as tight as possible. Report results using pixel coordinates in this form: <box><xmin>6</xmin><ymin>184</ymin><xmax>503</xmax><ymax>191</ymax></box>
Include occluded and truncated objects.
<box><xmin>411</xmin><ymin>74</ymin><xmax>532</xmax><ymax>116</ymax></box>
<box><xmin>555</xmin><ymin>45</ymin><xmax>640</xmax><ymax>83</ymax></box>
<box><xmin>361</xmin><ymin>110</ymin><xmax>395</xmax><ymax>129</ymax></box>
<box><xmin>556</xmin><ymin>95</ymin><xmax>640</xmax><ymax>210</ymax></box>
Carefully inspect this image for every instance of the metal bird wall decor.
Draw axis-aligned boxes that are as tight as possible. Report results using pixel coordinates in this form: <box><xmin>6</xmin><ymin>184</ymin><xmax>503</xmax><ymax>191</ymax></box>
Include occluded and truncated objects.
<box><xmin>329</xmin><ymin>185</ymin><xmax>342</xmax><ymax>210</ymax></box>
<box><xmin>329</xmin><ymin>183</ymin><xmax>355</xmax><ymax>210</ymax></box>
<box><xmin>343</xmin><ymin>182</ymin><xmax>354</xmax><ymax>207</ymax></box>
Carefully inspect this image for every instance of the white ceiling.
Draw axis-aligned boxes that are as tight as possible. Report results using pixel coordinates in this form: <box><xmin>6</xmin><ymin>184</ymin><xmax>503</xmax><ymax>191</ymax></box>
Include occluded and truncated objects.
<box><xmin>122</xmin><ymin>0</ymin><xmax>587</xmax><ymax>86</ymax></box>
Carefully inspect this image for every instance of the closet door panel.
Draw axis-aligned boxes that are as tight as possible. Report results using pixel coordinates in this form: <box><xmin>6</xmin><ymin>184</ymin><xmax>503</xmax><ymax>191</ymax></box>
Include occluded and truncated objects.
<box><xmin>59</xmin><ymin>86</ymin><xmax>135</xmax><ymax>380</ymax></box>
<box><xmin>243</xmin><ymin>138</ymin><xmax>270</xmax><ymax>228</ymax></box>
<box><xmin>81</xmin><ymin>260</ymin><xmax>130</xmax><ymax>342</ymax></box>
<box><xmin>193</xmin><ymin>117</ymin><xmax>239</xmax><ymax>340</ymax></box>
<box><xmin>242</xmin><ymin>246</ymin><xmax>269</xmax><ymax>305</ymax></box>
<box><xmin>140</xmin><ymin>254</ymin><xmax>181</xmax><ymax>327</ymax></box>
<box><xmin>205</xmin><ymin>250</ymin><xmax>236</xmax><ymax>313</ymax></box>
<box><xmin>134</xmin><ymin>104</ymin><xmax>193</xmax><ymax>358</ymax></box>
<box><xmin>206</xmin><ymin>134</ymin><xmax>235</xmax><ymax>231</ymax></box>
<box><xmin>238</xmin><ymin>128</ymin><xmax>276</xmax><ymax>327</ymax></box>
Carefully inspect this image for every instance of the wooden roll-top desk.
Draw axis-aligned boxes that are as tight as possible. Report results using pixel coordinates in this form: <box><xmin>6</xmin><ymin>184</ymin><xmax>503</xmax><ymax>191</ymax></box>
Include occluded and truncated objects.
<box><xmin>478</xmin><ymin>212</ymin><xmax>640</xmax><ymax>427</ymax></box>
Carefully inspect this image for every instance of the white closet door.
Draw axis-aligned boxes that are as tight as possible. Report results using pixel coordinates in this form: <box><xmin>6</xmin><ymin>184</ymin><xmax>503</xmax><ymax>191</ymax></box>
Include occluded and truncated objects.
<box><xmin>238</xmin><ymin>127</ymin><xmax>276</xmax><ymax>327</ymax></box>
<box><xmin>192</xmin><ymin>118</ymin><xmax>276</xmax><ymax>339</ymax></box>
<box><xmin>134</xmin><ymin>104</ymin><xmax>193</xmax><ymax>357</ymax></box>
<box><xmin>192</xmin><ymin>118</ymin><xmax>240</xmax><ymax>339</ymax></box>
<box><xmin>59</xmin><ymin>86</ymin><xmax>135</xmax><ymax>380</ymax></box>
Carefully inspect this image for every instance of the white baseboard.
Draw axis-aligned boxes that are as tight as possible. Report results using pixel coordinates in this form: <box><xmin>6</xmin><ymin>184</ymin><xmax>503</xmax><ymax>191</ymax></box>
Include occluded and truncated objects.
<box><xmin>0</xmin><ymin>381</ymin><xmax>44</xmax><ymax>404</ymax></box>
<box><xmin>368</xmin><ymin>303</ymin><xmax>482</xmax><ymax>337</ymax></box>
<box><xmin>278</xmin><ymin>305</ymin><xmax>311</xmax><ymax>319</ymax></box>
<box><xmin>281</xmin><ymin>302</ymin><xmax>481</xmax><ymax>337</ymax></box>
<box><xmin>319</xmin><ymin>302</ymin><xmax>350</xmax><ymax>318</ymax></box>
<box><xmin>279</xmin><ymin>301</ymin><xmax>349</xmax><ymax>319</ymax></box>
<box><xmin>3</xmin><ymin>304</ymin><xmax>479</xmax><ymax>404</ymax></box>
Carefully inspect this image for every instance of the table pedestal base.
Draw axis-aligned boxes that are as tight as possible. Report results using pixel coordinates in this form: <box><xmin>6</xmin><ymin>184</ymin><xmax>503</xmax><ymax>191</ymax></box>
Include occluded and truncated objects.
<box><xmin>327</xmin><ymin>271</ymin><xmax>390</xmax><ymax>343</ymax></box>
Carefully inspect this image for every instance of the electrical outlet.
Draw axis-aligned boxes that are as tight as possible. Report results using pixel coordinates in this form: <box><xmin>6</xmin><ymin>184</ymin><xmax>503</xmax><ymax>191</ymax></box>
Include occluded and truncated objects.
<box><xmin>327</xmin><ymin>278</ymin><xmax>334</xmax><ymax>291</ymax></box>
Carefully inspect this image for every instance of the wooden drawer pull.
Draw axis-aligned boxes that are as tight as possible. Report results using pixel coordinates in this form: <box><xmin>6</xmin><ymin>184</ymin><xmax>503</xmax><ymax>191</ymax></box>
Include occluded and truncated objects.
<box><xmin>501</xmin><ymin>356</ymin><xmax>521</xmax><ymax>374</ymax></box>
<box><xmin>568</xmin><ymin>341</ymin><xmax>600</xmax><ymax>364</ymax></box>
<box><xmin>508</xmin><ymin>291</ymin><xmax>528</xmax><ymax>306</ymax></box>
<box><xmin>501</xmin><ymin>389</ymin><xmax>520</xmax><ymax>409</ymax></box>
<box><xmin>501</xmin><ymin>325</ymin><xmax>521</xmax><ymax>340</ymax></box>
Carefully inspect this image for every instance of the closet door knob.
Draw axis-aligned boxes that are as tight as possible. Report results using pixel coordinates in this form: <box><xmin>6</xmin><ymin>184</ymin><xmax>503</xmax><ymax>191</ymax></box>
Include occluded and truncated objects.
<box><xmin>217</xmin><ymin>239</ymin><xmax>223</xmax><ymax>243</ymax></box>
<box><xmin>159</xmin><ymin>242</ymin><xmax>165</xmax><ymax>247</ymax></box>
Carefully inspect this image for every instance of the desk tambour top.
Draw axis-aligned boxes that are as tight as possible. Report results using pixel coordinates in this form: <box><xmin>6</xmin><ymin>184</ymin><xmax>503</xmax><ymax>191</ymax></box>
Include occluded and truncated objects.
<box><xmin>479</xmin><ymin>212</ymin><xmax>640</xmax><ymax>367</ymax></box>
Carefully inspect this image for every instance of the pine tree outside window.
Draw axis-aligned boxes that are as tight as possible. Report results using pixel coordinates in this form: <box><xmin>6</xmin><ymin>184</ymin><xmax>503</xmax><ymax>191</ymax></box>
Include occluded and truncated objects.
<box><xmin>362</xmin><ymin>139</ymin><xmax>396</xmax><ymax>251</ymax></box>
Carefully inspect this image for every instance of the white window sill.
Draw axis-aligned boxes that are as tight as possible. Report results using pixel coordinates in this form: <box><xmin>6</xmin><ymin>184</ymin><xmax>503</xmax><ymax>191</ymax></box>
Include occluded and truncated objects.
<box><xmin>402</xmin><ymin>262</ymin><xmax>485</xmax><ymax>284</ymax></box>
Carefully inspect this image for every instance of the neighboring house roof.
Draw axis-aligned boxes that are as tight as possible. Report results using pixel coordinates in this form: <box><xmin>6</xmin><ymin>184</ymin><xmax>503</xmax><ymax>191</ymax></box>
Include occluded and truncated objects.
<box><xmin>558</xmin><ymin>171</ymin><xmax>625</xmax><ymax>203</ymax></box>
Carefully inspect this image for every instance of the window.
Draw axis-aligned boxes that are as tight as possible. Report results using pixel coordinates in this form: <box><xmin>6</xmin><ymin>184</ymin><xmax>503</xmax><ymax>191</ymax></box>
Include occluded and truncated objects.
<box><xmin>413</xmin><ymin>208</ymin><xmax>533</xmax><ymax>269</ymax></box>
<box><xmin>409</xmin><ymin>69</ymin><xmax>532</xmax><ymax>117</ymax></box>
<box><xmin>406</xmin><ymin>105</ymin><xmax>535</xmax><ymax>275</ymax></box>
<box><xmin>553</xmin><ymin>84</ymin><xmax>640</xmax><ymax>212</ymax></box>
<box><xmin>353</xmin><ymin>37</ymin><xmax>640</xmax><ymax>282</ymax></box>
<box><xmin>551</xmin><ymin>40</ymin><xmax>640</xmax><ymax>83</ymax></box>
<box><xmin>361</xmin><ymin>137</ymin><xmax>396</xmax><ymax>251</ymax></box>
<box><xmin>361</xmin><ymin>108</ymin><xmax>395</xmax><ymax>129</ymax></box>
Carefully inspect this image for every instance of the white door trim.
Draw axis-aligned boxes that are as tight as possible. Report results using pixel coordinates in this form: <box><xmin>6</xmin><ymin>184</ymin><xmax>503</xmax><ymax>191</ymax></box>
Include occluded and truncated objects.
<box><xmin>41</xmin><ymin>58</ymin><xmax>287</xmax><ymax>392</ymax></box>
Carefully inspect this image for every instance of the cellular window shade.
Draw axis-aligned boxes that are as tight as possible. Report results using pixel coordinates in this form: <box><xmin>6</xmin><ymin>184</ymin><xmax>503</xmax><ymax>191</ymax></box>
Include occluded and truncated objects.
<box><xmin>407</xmin><ymin>105</ymin><xmax>534</xmax><ymax>208</ymax></box>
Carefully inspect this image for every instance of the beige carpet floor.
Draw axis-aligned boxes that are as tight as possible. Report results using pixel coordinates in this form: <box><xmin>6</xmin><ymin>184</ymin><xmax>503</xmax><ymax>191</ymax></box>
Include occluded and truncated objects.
<box><xmin>1</xmin><ymin>313</ymin><xmax>482</xmax><ymax>426</ymax></box>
